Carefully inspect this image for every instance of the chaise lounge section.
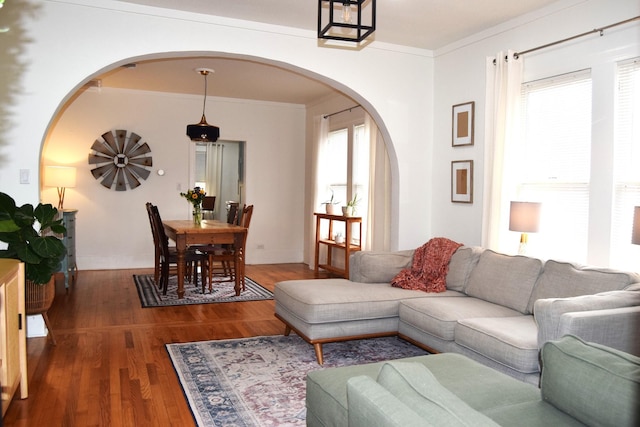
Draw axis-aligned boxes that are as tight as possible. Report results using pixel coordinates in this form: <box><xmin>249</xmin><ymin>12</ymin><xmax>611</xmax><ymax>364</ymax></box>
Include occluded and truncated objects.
<box><xmin>274</xmin><ymin>244</ymin><xmax>640</xmax><ymax>384</ymax></box>
<box><xmin>305</xmin><ymin>335</ymin><xmax>640</xmax><ymax>427</ymax></box>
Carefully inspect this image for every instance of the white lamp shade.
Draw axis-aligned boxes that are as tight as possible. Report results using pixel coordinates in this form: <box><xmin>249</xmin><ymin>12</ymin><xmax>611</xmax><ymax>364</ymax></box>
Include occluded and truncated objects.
<box><xmin>632</xmin><ymin>206</ymin><xmax>640</xmax><ymax>245</ymax></box>
<box><xmin>45</xmin><ymin>166</ymin><xmax>76</xmax><ymax>188</ymax></box>
<box><xmin>509</xmin><ymin>201</ymin><xmax>541</xmax><ymax>233</ymax></box>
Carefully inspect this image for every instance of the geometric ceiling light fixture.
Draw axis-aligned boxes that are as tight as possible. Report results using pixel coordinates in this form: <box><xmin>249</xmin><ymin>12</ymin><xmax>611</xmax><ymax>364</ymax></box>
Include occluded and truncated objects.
<box><xmin>186</xmin><ymin>68</ymin><xmax>220</xmax><ymax>142</ymax></box>
<box><xmin>318</xmin><ymin>0</ymin><xmax>376</xmax><ymax>43</ymax></box>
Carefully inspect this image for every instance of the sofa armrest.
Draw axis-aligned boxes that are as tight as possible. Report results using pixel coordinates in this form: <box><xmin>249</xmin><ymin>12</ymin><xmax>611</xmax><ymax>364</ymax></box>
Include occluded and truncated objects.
<box><xmin>557</xmin><ymin>306</ymin><xmax>640</xmax><ymax>356</ymax></box>
<box><xmin>534</xmin><ymin>290</ymin><xmax>640</xmax><ymax>348</ymax></box>
<box><xmin>349</xmin><ymin>250</ymin><xmax>414</xmax><ymax>283</ymax></box>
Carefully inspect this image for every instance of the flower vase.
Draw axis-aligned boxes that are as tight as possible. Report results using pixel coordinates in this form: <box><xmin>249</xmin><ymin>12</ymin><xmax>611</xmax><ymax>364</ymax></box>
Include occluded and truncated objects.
<box><xmin>193</xmin><ymin>205</ymin><xmax>203</xmax><ymax>225</ymax></box>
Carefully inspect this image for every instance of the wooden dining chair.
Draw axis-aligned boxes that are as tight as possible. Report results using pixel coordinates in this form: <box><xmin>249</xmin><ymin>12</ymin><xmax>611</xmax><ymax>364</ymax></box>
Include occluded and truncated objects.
<box><xmin>146</xmin><ymin>203</ymin><xmax>207</xmax><ymax>294</ymax></box>
<box><xmin>145</xmin><ymin>202</ymin><xmax>162</xmax><ymax>287</ymax></box>
<box><xmin>202</xmin><ymin>204</ymin><xmax>253</xmax><ymax>293</ymax></box>
<box><xmin>202</xmin><ymin>196</ymin><xmax>216</xmax><ymax>219</ymax></box>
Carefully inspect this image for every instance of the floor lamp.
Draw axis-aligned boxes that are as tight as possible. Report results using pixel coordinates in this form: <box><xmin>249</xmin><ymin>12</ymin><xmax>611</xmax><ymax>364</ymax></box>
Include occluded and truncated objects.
<box><xmin>509</xmin><ymin>201</ymin><xmax>541</xmax><ymax>255</ymax></box>
<box><xmin>44</xmin><ymin>166</ymin><xmax>76</xmax><ymax>210</ymax></box>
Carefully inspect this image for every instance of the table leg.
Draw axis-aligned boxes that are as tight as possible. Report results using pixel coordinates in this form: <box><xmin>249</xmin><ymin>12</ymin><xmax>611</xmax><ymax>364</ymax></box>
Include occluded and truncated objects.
<box><xmin>233</xmin><ymin>233</ymin><xmax>243</xmax><ymax>296</ymax></box>
<box><xmin>176</xmin><ymin>243</ymin><xmax>186</xmax><ymax>299</ymax></box>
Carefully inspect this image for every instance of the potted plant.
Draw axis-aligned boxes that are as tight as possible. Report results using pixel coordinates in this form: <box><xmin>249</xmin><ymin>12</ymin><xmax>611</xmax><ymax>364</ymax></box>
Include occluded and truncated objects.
<box><xmin>0</xmin><ymin>192</ymin><xmax>66</xmax><ymax>332</ymax></box>
<box><xmin>342</xmin><ymin>193</ymin><xmax>360</xmax><ymax>217</ymax></box>
<box><xmin>322</xmin><ymin>190</ymin><xmax>342</xmax><ymax>215</ymax></box>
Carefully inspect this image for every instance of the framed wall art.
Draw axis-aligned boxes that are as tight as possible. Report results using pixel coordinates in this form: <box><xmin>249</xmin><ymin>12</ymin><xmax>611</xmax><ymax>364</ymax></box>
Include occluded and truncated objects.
<box><xmin>452</xmin><ymin>101</ymin><xmax>475</xmax><ymax>147</ymax></box>
<box><xmin>451</xmin><ymin>160</ymin><xmax>473</xmax><ymax>203</ymax></box>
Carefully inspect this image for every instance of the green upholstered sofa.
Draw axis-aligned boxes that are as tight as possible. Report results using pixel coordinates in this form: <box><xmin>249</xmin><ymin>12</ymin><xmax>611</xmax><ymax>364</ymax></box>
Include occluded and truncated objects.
<box><xmin>305</xmin><ymin>335</ymin><xmax>640</xmax><ymax>427</ymax></box>
<box><xmin>275</xmin><ymin>246</ymin><xmax>640</xmax><ymax>384</ymax></box>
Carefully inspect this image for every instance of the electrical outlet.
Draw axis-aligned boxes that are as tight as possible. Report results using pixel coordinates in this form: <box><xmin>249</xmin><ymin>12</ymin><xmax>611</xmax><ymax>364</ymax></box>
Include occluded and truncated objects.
<box><xmin>257</xmin><ymin>244</ymin><xmax>265</xmax><ymax>250</ymax></box>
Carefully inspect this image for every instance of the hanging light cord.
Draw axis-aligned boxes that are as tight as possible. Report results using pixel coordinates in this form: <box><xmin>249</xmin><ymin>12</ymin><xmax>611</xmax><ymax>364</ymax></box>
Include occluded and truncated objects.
<box><xmin>200</xmin><ymin>71</ymin><xmax>209</xmax><ymax>118</ymax></box>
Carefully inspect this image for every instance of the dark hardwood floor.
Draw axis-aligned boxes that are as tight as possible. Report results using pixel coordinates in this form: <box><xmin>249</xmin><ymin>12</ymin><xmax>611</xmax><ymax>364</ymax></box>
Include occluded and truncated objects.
<box><xmin>3</xmin><ymin>264</ymin><xmax>328</xmax><ymax>426</ymax></box>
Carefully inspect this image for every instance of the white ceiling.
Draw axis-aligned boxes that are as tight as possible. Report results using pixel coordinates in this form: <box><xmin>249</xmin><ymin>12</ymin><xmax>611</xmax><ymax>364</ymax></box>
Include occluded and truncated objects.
<box><xmin>97</xmin><ymin>0</ymin><xmax>560</xmax><ymax>104</ymax></box>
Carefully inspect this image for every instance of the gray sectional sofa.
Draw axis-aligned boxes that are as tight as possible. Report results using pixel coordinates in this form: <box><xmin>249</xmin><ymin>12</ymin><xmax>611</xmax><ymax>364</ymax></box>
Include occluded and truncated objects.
<box><xmin>305</xmin><ymin>335</ymin><xmax>640</xmax><ymax>427</ymax></box>
<box><xmin>274</xmin><ymin>246</ymin><xmax>640</xmax><ymax>384</ymax></box>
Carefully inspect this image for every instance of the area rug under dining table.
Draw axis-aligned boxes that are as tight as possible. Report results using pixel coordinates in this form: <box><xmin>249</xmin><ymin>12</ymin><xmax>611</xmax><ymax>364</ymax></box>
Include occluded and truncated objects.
<box><xmin>166</xmin><ymin>335</ymin><xmax>429</xmax><ymax>426</ymax></box>
<box><xmin>133</xmin><ymin>274</ymin><xmax>273</xmax><ymax>307</ymax></box>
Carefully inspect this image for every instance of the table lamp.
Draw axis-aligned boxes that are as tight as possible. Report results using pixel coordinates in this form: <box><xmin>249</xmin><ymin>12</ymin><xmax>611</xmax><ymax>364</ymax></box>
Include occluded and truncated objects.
<box><xmin>632</xmin><ymin>206</ymin><xmax>640</xmax><ymax>245</ymax></box>
<box><xmin>509</xmin><ymin>201</ymin><xmax>541</xmax><ymax>255</ymax></box>
<box><xmin>44</xmin><ymin>166</ymin><xmax>76</xmax><ymax>210</ymax></box>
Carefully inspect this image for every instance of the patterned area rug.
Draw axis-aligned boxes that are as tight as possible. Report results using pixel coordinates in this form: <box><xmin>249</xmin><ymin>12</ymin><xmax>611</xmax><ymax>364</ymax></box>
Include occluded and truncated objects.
<box><xmin>166</xmin><ymin>335</ymin><xmax>429</xmax><ymax>426</ymax></box>
<box><xmin>133</xmin><ymin>274</ymin><xmax>273</xmax><ymax>307</ymax></box>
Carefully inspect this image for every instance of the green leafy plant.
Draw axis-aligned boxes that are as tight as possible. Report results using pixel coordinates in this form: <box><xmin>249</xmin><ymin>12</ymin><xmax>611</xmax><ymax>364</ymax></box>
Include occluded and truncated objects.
<box><xmin>0</xmin><ymin>192</ymin><xmax>67</xmax><ymax>284</ymax></box>
<box><xmin>345</xmin><ymin>193</ymin><xmax>360</xmax><ymax>215</ymax></box>
<box><xmin>347</xmin><ymin>193</ymin><xmax>360</xmax><ymax>208</ymax></box>
<box><xmin>322</xmin><ymin>189</ymin><xmax>341</xmax><ymax>206</ymax></box>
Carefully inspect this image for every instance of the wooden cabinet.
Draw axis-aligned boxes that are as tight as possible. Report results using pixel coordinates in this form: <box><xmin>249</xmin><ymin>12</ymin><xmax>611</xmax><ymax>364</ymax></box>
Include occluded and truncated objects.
<box><xmin>60</xmin><ymin>209</ymin><xmax>78</xmax><ymax>288</ymax></box>
<box><xmin>0</xmin><ymin>259</ymin><xmax>28</xmax><ymax>417</ymax></box>
<box><xmin>314</xmin><ymin>213</ymin><xmax>362</xmax><ymax>279</ymax></box>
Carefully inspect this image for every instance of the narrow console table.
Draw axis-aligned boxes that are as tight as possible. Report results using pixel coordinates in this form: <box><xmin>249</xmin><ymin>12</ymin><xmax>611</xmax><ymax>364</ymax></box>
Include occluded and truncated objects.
<box><xmin>314</xmin><ymin>213</ymin><xmax>362</xmax><ymax>279</ymax></box>
<box><xmin>60</xmin><ymin>209</ymin><xmax>78</xmax><ymax>288</ymax></box>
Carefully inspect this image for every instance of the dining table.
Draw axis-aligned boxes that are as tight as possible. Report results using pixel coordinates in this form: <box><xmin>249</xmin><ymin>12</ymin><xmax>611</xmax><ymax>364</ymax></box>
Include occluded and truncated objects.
<box><xmin>162</xmin><ymin>219</ymin><xmax>247</xmax><ymax>299</ymax></box>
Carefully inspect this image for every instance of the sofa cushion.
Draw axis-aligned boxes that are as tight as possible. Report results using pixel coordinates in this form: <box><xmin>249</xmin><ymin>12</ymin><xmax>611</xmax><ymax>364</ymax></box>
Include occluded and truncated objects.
<box><xmin>465</xmin><ymin>250</ymin><xmax>543</xmax><ymax>314</ymax></box>
<box><xmin>275</xmin><ymin>279</ymin><xmax>440</xmax><ymax>324</ymax></box>
<box><xmin>399</xmin><ymin>297</ymin><xmax>521</xmax><ymax>341</ymax></box>
<box><xmin>346</xmin><ymin>375</ymin><xmax>437</xmax><ymax>427</ymax></box>
<box><xmin>376</xmin><ymin>361</ymin><xmax>500</xmax><ymax>426</ymax></box>
<box><xmin>446</xmin><ymin>246</ymin><xmax>483</xmax><ymax>292</ymax></box>
<box><xmin>349</xmin><ymin>250</ymin><xmax>414</xmax><ymax>283</ymax></box>
<box><xmin>541</xmin><ymin>335</ymin><xmax>640</xmax><ymax>427</ymax></box>
<box><xmin>455</xmin><ymin>316</ymin><xmax>539</xmax><ymax>373</ymax></box>
<box><xmin>526</xmin><ymin>260</ymin><xmax>640</xmax><ymax>313</ymax></box>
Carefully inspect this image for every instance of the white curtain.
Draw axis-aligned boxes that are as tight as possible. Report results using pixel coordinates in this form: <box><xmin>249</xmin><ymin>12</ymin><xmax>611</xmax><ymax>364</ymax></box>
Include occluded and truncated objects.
<box><xmin>309</xmin><ymin>115</ymin><xmax>330</xmax><ymax>269</ymax></box>
<box><xmin>205</xmin><ymin>143</ymin><xmax>224</xmax><ymax>211</ymax></box>
<box><xmin>482</xmin><ymin>50</ymin><xmax>523</xmax><ymax>251</ymax></box>
<box><xmin>364</xmin><ymin>114</ymin><xmax>391</xmax><ymax>251</ymax></box>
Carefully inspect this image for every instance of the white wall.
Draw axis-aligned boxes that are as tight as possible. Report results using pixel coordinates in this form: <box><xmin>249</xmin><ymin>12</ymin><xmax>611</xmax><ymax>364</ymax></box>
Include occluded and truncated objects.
<box><xmin>0</xmin><ymin>0</ymin><xmax>434</xmax><ymax>266</ymax></box>
<box><xmin>431</xmin><ymin>0</ymin><xmax>640</xmax><ymax>259</ymax></box>
<box><xmin>3</xmin><ymin>0</ymin><xmax>638</xmax><ymax>272</ymax></box>
<box><xmin>42</xmin><ymin>88</ymin><xmax>307</xmax><ymax>268</ymax></box>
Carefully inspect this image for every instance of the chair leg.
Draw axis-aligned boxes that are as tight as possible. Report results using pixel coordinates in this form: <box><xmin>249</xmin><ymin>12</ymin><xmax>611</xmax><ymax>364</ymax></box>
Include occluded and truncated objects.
<box><xmin>161</xmin><ymin>260</ymin><xmax>169</xmax><ymax>295</ymax></box>
<box><xmin>201</xmin><ymin>260</ymin><xmax>207</xmax><ymax>294</ymax></box>
<box><xmin>207</xmin><ymin>254</ymin><xmax>214</xmax><ymax>293</ymax></box>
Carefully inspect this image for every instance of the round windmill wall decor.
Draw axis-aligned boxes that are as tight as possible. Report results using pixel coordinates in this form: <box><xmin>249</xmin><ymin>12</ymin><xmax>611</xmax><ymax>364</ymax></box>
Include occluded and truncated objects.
<box><xmin>88</xmin><ymin>129</ymin><xmax>153</xmax><ymax>191</ymax></box>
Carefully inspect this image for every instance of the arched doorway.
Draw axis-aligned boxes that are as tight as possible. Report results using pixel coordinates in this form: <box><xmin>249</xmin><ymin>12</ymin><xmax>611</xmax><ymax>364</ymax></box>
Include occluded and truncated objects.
<box><xmin>41</xmin><ymin>53</ymin><xmax>398</xmax><ymax>270</ymax></box>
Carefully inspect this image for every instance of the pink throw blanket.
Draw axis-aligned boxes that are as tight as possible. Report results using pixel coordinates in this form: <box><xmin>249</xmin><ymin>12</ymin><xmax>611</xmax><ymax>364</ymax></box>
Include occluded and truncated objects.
<box><xmin>391</xmin><ymin>237</ymin><xmax>463</xmax><ymax>293</ymax></box>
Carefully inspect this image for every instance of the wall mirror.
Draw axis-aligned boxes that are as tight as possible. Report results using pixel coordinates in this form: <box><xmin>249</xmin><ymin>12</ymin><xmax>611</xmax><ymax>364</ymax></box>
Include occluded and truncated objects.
<box><xmin>195</xmin><ymin>140</ymin><xmax>245</xmax><ymax>221</ymax></box>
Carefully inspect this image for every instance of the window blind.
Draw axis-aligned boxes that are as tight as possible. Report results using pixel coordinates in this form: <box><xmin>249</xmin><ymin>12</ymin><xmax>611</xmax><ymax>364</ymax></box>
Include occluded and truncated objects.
<box><xmin>611</xmin><ymin>57</ymin><xmax>640</xmax><ymax>268</ymax></box>
<box><xmin>517</xmin><ymin>69</ymin><xmax>592</xmax><ymax>262</ymax></box>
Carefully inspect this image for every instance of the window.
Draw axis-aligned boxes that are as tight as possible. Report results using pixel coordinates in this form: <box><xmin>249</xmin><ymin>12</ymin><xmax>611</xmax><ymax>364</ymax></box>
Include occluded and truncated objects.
<box><xmin>326</xmin><ymin>124</ymin><xmax>369</xmax><ymax>208</ymax></box>
<box><xmin>516</xmin><ymin>70</ymin><xmax>592</xmax><ymax>262</ymax></box>
<box><xmin>611</xmin><ymin>58</ymin><xmax>640</xmax><ymax>269</ymax></box>
<box><xmin>323</xmin><ymin>122</ymin><xmax>369</xmax><ymax>244</ymax></box>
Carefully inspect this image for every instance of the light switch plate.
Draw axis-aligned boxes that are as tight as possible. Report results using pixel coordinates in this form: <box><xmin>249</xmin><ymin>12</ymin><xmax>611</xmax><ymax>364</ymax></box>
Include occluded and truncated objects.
<box><xmin>19</xmin><ymin>169</ymin><xmax>29</xmax><ymax>184</ymax></box>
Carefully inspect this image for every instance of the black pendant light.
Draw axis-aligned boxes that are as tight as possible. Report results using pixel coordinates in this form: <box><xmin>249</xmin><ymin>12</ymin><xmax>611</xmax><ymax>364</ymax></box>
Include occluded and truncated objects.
<box><xmin>186</xmin><ymin>68</ymin><xmax>220</xmax><ymax>142</ymax></box>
